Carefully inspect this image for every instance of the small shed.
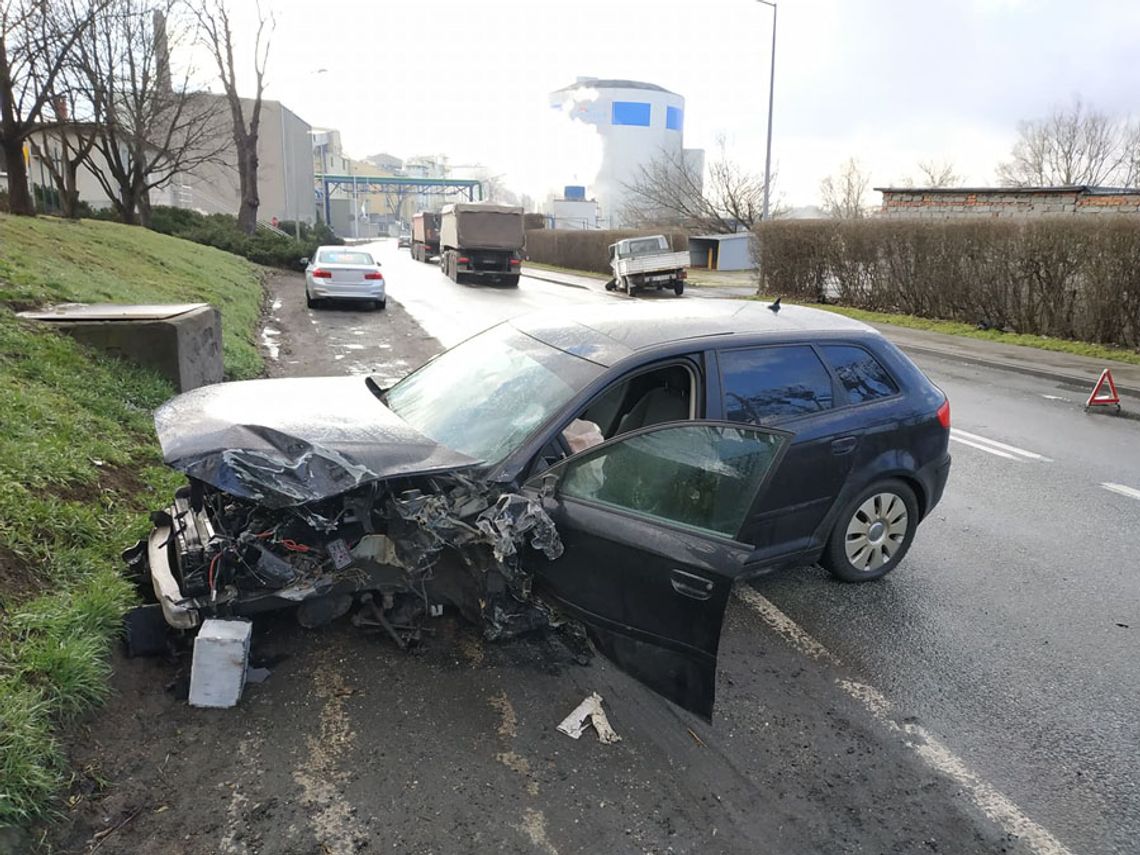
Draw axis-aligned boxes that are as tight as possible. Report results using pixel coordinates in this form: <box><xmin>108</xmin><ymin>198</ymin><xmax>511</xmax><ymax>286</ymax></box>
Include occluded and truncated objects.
<box><xmin>688</xmin><ymin>233</ymin><xmax>755</xmax><ymax>271</ymax></box>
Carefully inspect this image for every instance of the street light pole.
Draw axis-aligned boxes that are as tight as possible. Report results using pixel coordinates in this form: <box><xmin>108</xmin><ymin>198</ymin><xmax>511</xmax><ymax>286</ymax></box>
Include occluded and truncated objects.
<box><xmin>757</xmin><ymin>0</ymin><xmax>777</xmax><ymax>220</ymax></box>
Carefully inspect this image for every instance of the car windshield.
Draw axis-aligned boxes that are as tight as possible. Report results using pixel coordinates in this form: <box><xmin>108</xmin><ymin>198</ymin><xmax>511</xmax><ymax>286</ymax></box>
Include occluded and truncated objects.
<box><xmin>383</xmin><ymin>323</ymin><xmax>604</xmax><ymax>465</ymax></box>
<box><xmin>318</xmin><ymin>250</ymin><xmax>374</xmax><ymax>265</ymax></box>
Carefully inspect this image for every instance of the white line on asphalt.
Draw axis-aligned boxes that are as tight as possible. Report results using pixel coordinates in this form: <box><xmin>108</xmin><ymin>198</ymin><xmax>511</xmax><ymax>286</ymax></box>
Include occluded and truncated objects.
<box><xmin>949</xmin><ymin>434</ymin><xmax>1020</xmax><ymax>460</ymax></box>
<box><xmin>734</xmin><ymin>587</ymin><xmax>1075</xmax><ymax>855</ymax></box>
<box><xmin>951</xmin><ymin>429</ymin><xmax>1052</xmax><ymax>461</ymax></box>
<box><xmin>1102</xmin><ymin>482</ymin><xmax>1140</xmax><ymax>502</ymax></box>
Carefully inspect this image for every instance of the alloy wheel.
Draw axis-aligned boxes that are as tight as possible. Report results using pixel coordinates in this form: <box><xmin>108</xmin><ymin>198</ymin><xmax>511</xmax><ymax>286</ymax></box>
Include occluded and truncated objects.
<box><xmin>844</xmin><ymin>492</ymin><xmax>909</xmax><ymax>572</ymax></box>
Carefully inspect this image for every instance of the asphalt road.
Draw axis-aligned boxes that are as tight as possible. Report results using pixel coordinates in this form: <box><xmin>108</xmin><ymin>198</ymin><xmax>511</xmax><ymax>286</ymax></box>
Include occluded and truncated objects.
<box><xmin>49</xmin><ymin>245</ymin><xmax>1138</xmax><ymax>854</ymax></box>
<box><xmin>370</xmin><ymin>238</ymin><xmax>1140</xmax><ymax>854</ymax></box>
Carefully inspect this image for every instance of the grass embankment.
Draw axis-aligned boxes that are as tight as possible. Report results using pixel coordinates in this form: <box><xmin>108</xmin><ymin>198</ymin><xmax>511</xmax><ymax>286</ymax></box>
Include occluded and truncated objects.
<box><xmin>0</xmin><ymin>213</ymin><xmax>264</xmax><ymax>827</ymax></box>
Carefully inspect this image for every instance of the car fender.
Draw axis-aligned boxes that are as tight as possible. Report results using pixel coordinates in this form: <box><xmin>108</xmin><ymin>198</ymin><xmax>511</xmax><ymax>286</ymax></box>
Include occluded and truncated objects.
<box><xmin>813</xmin><ymin>447</ymin><xmax>925</xmax><ymax>542</ymax></box>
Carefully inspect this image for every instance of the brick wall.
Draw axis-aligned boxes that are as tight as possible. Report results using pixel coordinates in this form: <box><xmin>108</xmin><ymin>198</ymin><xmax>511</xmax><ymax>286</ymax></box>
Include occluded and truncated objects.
<box><xmin>879</xmin><ymin>189</ymin><xmax>1140</xmax><ymax>219</ymax></box>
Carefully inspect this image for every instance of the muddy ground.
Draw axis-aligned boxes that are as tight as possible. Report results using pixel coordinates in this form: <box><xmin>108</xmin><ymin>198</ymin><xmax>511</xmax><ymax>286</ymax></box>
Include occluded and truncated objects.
<box><xmin>43</xmin><ymin>274</ymin><xmax>1016</xmax><ymax>854</ymax></box>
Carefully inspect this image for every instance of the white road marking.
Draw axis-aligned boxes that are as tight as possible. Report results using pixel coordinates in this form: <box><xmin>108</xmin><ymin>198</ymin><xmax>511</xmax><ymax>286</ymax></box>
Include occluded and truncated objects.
<box><xmin>1102</xmin><ymin>482</ymin><xmax>1140</xmax><ymax>502</ymax></box>
<box><xmin>951</xmin><ymin>429</ymin><xmax>1051</xmax><ymax>462</ymax></box>
<box><xmin>1041</xmin><ymin>394</ymin><xmax>1069</xmax><ymax>402</ymax></box>
<box><xmin>949</xmin><ymin>434</ymin><xmax>1019</xmax><ymax>460</ymax></box>
<box><xmin>735</xmin><ymin>588</ymin><xmax>1074</xmax><ymax>855</ymax></box>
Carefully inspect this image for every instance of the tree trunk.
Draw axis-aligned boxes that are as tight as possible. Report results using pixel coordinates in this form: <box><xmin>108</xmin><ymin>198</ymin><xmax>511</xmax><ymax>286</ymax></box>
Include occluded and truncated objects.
<box><xmin>116</xmin><ymin>183</ymin><xmax>138</xmax><ymax>225</ymax></box>
<box><xmin>236</xmin><ymin>136</ymin><xmax>260</xmax><ymax>235</ymax></box>
<box><xmin>61</xmin><ymin>163</ymin><xmax>80</xmax><ymax>219</ymax></box>
<box><xmin>137</xmin><ymin>191</ymin><xmax>152</xmax><ymax>229</ymax></box>
<box><xmin>2</xmin><ymin>137</ymin><xmax>35</xmax><ymax>216</ymax></box>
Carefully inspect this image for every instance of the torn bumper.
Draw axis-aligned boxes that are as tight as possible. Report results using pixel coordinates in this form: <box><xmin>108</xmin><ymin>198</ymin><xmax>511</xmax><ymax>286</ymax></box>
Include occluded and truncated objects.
<box><xmin>148</xmin><ymin>521</ymin><xmax>199</xmax><ymax>630</ymax></box>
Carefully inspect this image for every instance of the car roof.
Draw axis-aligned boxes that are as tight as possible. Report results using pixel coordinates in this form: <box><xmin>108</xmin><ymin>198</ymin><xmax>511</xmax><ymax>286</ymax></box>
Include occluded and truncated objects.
<box><xmin>512</xmin><ymin>300</ymin><xmax>877</xmax><ymax>367</ymax></box>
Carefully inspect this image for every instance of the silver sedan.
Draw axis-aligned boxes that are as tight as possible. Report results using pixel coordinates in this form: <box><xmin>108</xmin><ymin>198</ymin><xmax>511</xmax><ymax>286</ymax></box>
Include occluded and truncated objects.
<box><xmin>303</xmin><ymin>246</ymin><xmax>387</xmax><ymax>310</ymax></box>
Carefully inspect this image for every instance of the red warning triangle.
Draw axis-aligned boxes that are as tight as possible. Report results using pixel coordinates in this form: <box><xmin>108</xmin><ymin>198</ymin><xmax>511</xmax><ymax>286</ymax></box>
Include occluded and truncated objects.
<box><xmin>1085</xmin><ymin>369</ymin><xmax>1120</xmax><ymax>407</ymax></box>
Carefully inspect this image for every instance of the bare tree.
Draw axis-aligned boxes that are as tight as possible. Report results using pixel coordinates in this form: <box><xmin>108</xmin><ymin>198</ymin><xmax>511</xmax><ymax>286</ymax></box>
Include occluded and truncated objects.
<box><xmin>193</xmin><ymin>0</ymin><xmax>272</xmax><ymax>234</ymax></box>
<box><xmin>916</xmin><ymin>159</ymin><xmax>960</xmax><ymax>188</ymax></box>
<box><xmin>28</xmin><ymin>85</ymin><xmax>97</xmax><ymax>218</ymax></box>
<box><xmin>74</xmin><ymin>0</ymin><xmax>226</xmax><ymax>225</ymax></box>
<box><xmin>820</xmin><ymin>157</ymin><xmax>870</xmax><ymax>218</ymax></box>
<box><xmin>0</xmin><ymin>0</ymin><xmax>103</xmax><ymax>215</ymax></box>
<box><xmin>997</xmin><ymin>97</ymin><xmax>1135</xmax><ymax>187</ymax></box>
<box><xmin>622</xmin><ymin>140</ymin><xmax>783</xmax><ymax>233</ymax></box>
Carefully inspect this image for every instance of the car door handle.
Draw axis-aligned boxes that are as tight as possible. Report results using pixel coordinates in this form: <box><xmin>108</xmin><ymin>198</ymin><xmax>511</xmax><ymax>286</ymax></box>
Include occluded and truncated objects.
<box><xmin>831</xmin><ymin>436</ymin><xmax>858</xmax><ymax>455</ymax></box>
<box><xmin>670</xmin><ymin>569</ymin><xmax>715</xmax><ymax>601</ymax></box>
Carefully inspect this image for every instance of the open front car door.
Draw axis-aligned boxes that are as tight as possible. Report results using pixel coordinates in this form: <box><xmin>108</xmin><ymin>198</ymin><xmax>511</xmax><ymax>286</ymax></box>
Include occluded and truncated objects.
<box><xmin>524</xmin><ymin>421</ymin><xmax>791</xmax><ymax>720</ymax></box>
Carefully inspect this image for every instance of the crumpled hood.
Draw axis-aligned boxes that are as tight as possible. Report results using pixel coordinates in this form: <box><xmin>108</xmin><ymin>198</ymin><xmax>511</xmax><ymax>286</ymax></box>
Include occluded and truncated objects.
<box><xmin>155</xmin><ymin>376</ymin><xmax>479</xmax><ymax>507</ymax></box>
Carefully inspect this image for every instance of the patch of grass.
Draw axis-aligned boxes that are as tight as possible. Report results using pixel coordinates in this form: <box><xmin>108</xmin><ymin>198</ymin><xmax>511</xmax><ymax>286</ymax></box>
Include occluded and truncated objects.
<box><xmin>0</xmin><ymin>212</ymin><xmax>265</xmax><ymax>826</ymax></box>
<box><xmin>0</xmin><ymin>677</ymin><xmax>63</xmax><ymax>826</ymax></box>
<box><xmin>0</xmin><ymin>309</ymin><xmax>177</xmax><ymax>825</ymax></box>
<box><xmin>0</xmin><ymin>213</ymin><xmax>265</xmax><ymax>379</ymax></box>
<box><xmin>746</xmin><ymin>297</ymin><xmax>1140</xmax><ymax>366</ymax></box>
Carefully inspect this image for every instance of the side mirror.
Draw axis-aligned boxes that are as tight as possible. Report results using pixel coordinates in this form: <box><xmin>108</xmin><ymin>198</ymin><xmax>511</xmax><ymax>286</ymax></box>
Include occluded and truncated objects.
<box><xmin>299</xmin><ymin>257</ymin><xmax>310</xmax><ymax>267</ymax></box>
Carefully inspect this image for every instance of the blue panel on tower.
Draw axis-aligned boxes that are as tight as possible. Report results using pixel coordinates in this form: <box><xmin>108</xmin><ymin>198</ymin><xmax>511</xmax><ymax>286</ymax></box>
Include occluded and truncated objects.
<box><xmin>611</xmin><ymin>101</ymin><xmax>652</xmax><ymax>126</ymax></box>
<box><xmin>666</xmin><ymin>106</ymin><xmax>683</xmax><ymax>131</ymax></box>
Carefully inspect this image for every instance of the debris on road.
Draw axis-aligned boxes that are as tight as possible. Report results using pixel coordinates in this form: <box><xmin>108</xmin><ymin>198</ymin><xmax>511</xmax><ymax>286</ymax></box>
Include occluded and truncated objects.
<box><xmin>188</xmin><ymin>619</ymin><xmax>252</xmax><ymax>708</ymax></box>
<box><xmin>557</xmin><ymin>692</ymin><xmax>622</xmax><ymax>744</ymax></box>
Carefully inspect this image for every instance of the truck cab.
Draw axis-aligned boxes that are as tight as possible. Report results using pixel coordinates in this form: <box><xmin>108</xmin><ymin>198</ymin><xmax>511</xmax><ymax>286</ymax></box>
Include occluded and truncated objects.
<box><xmin>606</xmin><ymin>235</ymin><xmax>689</xmax><ymax>296</ymax></box>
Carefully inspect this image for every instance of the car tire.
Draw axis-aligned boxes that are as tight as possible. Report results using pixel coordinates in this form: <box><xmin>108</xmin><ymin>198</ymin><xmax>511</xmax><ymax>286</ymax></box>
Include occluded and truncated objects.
<box><xmin>376</xmin><ymin>298</ymin><xmax>387</xmax><ymax>310</ymax></box>
<box><xmin>306</xmin><ymin>291</ymin><xmax>318</xmax><ymax>309</ymax></box>
<box><xmin>822</xmin><ymin>479</ymin><xmax>918</xmax><ymax>582</ymax></box>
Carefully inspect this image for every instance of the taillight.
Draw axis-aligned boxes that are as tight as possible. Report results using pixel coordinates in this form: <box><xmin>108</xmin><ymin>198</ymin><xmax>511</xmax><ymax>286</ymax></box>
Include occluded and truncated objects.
<box><xmin>510</xmin><ymin>258</ymin><xmax>521</xmax><ymax>266</ymax></box>
<box><xmin>364</xmin><ymin>272</ymin><xmax>383</xmax><ymax>280</ymax></box>
<box><xmin>458</xmin><ymin>256</ymin><xmax>470</xmax><ymax>265</ymax></box>
<box><xmin>311</xmin><ymin>269</ymin><xmax>331</xmax><ymax>278</ymax></box>
<box><xmin>936</xmin><ymin>398</ymin><xmax>951</xmax><ymax>430</ymax></box>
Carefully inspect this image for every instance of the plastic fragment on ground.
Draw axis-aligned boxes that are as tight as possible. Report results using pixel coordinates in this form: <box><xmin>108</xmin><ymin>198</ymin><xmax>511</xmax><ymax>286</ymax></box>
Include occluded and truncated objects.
<box><xmin>557</xmin><ymin>692</ymin><xmax>622</xmax><ymax>744</ymax></box>
<box><xmin>188</xmin><ymin>618</ymin><xmax>252</xmax><ymax>708</ymax></box>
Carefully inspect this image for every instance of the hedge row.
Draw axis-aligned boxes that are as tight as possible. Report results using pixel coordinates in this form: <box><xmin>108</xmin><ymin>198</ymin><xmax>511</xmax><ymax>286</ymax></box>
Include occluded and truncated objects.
<box><xmin>525</xmin><ymin>229</ymin><xmax>689</xmax><ymax>274</ymax></box>
<box><xmin>139</xmin><ymin>207</ymin><xmax>341</xmax><ymax>269</ymax></box>
<box><xmin>754</xmin><ymin>218</ymin><xmax>1140</xmax><ymax>349</ymax></box>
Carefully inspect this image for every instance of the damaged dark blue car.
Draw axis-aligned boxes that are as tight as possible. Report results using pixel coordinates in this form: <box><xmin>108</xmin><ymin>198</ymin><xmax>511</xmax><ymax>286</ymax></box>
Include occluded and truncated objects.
<box><xmin>128</xmin><ymin>301</ymin><xmax>951</xmax><ymax>719</ymax></box>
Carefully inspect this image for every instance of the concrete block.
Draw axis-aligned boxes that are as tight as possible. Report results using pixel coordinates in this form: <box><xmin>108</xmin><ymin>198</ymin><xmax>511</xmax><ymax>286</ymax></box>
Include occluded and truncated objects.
<box><xmin>17</xmin><ymin>303</ymin><xmax>223</xmax><ymax>391</ymax></box>
<box><xmin>189</xmin><ymin>618</ymin><xmax>252</xmax><ymax>708</ymax></box>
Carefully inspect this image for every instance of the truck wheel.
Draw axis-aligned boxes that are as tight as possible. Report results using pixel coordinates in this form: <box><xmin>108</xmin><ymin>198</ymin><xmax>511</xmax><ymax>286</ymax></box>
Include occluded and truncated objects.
<box><xmin>604</xmin><ymin>279</ymin><xmax>617</xmax><ymax>292</ymax></box>
<box><xmin>674</xmin><ymin>280</ymin><xmax>685</xmax><ymax>296</ymax></box>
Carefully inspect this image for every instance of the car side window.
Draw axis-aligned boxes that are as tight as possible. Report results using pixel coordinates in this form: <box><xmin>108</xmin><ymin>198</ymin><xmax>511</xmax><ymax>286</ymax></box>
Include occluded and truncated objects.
<box><xmin>559</xmin><ymin>423</ymin><xmax>787</xmax><ymax>538</ymax></box>
<box><xmin>720</xmin><ymin>345</ymin><xmax>834</xmax><ymax>424</ymax></box>
<box><xmin>820</xmin><ymin>345</ymin><xmax>898</xmax><ymax>403</ymax></box>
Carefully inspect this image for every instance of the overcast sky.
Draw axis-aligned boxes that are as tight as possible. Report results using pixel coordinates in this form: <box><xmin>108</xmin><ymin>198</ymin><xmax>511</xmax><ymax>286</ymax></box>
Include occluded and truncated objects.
<box><xmin>204</xmin><ymin>0</ymin><xmax>1140</xmax><ymax>207</ymax></box>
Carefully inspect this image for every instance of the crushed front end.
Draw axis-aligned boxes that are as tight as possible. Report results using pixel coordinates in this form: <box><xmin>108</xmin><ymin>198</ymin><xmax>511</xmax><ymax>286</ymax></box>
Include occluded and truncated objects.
<box><xmin>126</xmin><ymin>472</ymin><xmax>564</xmax><ymax>647</ymax></box>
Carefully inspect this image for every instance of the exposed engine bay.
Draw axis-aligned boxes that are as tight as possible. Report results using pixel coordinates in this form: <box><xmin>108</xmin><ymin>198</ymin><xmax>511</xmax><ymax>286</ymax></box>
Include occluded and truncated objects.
<box><xmin>125</xmin><ymin>473</ymin><xmax>566</xmax><ymax>649</ymax></box>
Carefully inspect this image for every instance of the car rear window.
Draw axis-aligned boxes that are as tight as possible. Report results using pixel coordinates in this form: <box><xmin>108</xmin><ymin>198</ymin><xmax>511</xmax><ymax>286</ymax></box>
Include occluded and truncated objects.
<box><xmin>720</xmin><ymin>345</ymin><xmax>834</xmax><ymax>423</ymax></box>
<box><xmin>820</xmin><ymin>345</ymin><xmax>898</xmax><ymax>403</ymax></box>
<box><xmin>318</xmin><ymin>250</ymin><xmax>374</xmax><ymax>265</ymax></box>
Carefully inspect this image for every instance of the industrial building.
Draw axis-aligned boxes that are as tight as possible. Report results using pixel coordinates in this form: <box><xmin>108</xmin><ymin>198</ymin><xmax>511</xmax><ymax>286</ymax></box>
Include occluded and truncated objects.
<box><xmin>548</xmin><ymin>78</ymin><xmax>704</xmax><ymax>228</ymax></box>
<box><xmin>166</xmin><ymin>98</ymin><xmax>315</xmax><ymax>228</ymax></box>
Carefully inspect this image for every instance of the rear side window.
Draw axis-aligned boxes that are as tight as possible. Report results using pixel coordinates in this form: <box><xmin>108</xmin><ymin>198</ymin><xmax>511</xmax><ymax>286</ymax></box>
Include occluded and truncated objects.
<box><xmin>721</xmin><ymin>345</ymin><xmax>834</xmax><ymax>423</ymax></box>
<box><xmin>820</xmin><ymin>345</ymin><xmax>898</xmax><ymax>403</ymax></box>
